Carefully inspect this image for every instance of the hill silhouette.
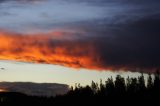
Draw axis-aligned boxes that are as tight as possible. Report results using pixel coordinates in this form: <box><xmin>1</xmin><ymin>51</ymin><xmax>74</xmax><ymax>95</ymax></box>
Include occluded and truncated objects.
<box><xmin>0</xmin><ymin>71</ymin><xmax>159</xmax><ymax>106</ymax></box>
<box><xmin>0</xmin><ymin>82</ymin><xmax>69</xmax><ymax>97</ymax></box>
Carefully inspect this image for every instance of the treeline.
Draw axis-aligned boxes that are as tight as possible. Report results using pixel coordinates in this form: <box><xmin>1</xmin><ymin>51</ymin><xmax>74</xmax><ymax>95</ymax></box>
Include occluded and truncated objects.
<box><xmin>0</xmin><ymin>71</ymin><xmax>160</xmax><ymax>105</ymax></box>
<box><xmin>62</xmin><ymin>71</ymin><xmax>160</xmax><ymax>105</ymax></box>
<box><xmin>68</xmin><ymin>71</ymin><xmax>160</xmax><ymax>97</ymax></box>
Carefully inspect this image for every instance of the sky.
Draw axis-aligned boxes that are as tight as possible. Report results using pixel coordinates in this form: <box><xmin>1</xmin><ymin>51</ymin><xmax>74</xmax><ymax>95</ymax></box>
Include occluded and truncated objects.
<box><xmin>0</xmin><ymin>60</ymin><xmax>144</xmax><ymax>86</ymax></box>
<box><xmin>0</xmin><ymin>0</ymin><xmax>160</xmax><ymax>86</ymax></box>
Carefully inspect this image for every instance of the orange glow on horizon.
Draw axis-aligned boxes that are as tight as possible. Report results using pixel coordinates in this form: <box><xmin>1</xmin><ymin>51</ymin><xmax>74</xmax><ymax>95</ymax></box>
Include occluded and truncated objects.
<box><xmin>0</xmin><ymin>88</ymin><xmax>7</xmax><ymax>92</ymax></box>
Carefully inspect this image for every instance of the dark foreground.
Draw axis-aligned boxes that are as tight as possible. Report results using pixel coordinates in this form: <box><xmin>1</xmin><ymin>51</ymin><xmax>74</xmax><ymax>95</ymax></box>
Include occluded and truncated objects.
<box><xmin>0</xmin><ymin>71</ymin><xmax>160</xmax><ymax>106</ymax></box>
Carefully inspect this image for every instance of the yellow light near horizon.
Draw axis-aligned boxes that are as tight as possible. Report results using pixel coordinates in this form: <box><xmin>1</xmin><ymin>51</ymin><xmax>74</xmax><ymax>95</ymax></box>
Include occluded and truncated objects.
<box><xmin>0</xmin><ymin>89</ymin><xmax>7</xmax><ymax>92</ymax></box>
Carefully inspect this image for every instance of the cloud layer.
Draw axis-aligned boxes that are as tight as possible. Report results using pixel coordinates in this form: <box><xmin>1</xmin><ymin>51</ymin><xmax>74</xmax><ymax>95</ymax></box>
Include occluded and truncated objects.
<box><xmin>0</xmin><ymin>18</ymin><xmax>160</xmax><ymax>72</ymax></box>
<box><xmin>0</xmin><ymin>0</ymin><xmax>160</xmax><ymax>72</ymax></box>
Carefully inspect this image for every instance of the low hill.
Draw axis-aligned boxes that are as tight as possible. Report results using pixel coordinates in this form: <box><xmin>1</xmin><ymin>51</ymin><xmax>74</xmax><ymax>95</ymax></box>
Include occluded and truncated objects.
<box><xmin>0</xmin><ymin>82</ymin><xmax>69</xmax><ymax>97</ymax></box>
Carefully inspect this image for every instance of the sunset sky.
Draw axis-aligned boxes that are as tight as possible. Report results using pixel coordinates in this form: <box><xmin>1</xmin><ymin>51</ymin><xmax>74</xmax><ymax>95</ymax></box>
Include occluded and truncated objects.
<box><xmin>0</xmin><ymin>0</ymin><xmax>160</xmax><ymax>86</ymax></box>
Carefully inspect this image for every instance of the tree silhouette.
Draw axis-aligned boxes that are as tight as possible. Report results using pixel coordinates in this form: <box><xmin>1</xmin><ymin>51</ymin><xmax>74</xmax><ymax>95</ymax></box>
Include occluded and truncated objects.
<box><xmin>105</xmin><ymin>77</ymin><xmax>115</xmax><ymax>96</ymax></box>
<box><xmin>91</xmin><ymin>81</ymin><xmax>98</xmax><ymax>94</ymax></box>
<box><xmin>0</xmin><ymin>70</ymin><xmax>160</xmax><ymax>105</ymax></box>
<box><xmin>114</xmin><ymin>75</ymin><xmax>126</xmax><ymax>96</ymax></box>
<box><xmin>98</xmin><ymin>79</ymin><xmax>105</xmax><ymax>96</ymax></box>
<box><xmin>153</xmin><ymin>70</ymin><xmax>160</xmax><ymax>97</ymax></box>
<box><xmin>137</xmin><ymin>73</ymin><xmax>146</xmax><ymax>95</ymax></box>
<box><xmin>147</xmin><ymin>73</ymin><xmax>153</xmax><ymax>89</ymax></box>
<box><xmin>127</xmin><ymin>78</ymin><xmax>138</xmax><ymax>95</ymax></box>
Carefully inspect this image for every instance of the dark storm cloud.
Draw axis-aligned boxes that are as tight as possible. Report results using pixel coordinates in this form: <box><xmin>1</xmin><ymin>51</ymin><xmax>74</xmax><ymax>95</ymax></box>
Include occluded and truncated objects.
<box><xmin>83</xmin><ymin>14</ymin><xmax>160</xmax><ymax>71</ymax></box>
<box><xmin>0</xmin><ymin>0</ymin><xmax>160</xmax><ymax>72</ymax></box>
<box><xmin>57</xmin><ymin>0</ymin><xmax>160</xmax><ymax>72</ymax></box>
<box><xmin>37</xmin><ymin>13</ymin><xmax>160</xmax><ymax>72</ymax></box>
<box><xmin>0</xmin><ymin>0</ymin><xmax>43</xmax><ymax>3</ymax></box>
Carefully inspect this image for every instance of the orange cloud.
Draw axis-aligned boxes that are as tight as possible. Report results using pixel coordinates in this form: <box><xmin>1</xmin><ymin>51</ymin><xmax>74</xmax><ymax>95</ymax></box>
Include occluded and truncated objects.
<box><xmin>0</xmin><ymin>31</ymin><xmax>105</xmax><ymax>70</ymax></box>
<box><xmin>0</xmin><ymin>30</ymin><xmax>158</xmax><ymax>72</ymax></box>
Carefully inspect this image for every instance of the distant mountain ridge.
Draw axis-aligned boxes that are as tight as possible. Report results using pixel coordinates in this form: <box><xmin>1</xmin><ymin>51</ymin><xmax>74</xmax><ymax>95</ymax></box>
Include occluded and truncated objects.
<box><xmin>0</xmin><ymin>82</ymin><xmax>69</xmax><ymax>97</ymax></box>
